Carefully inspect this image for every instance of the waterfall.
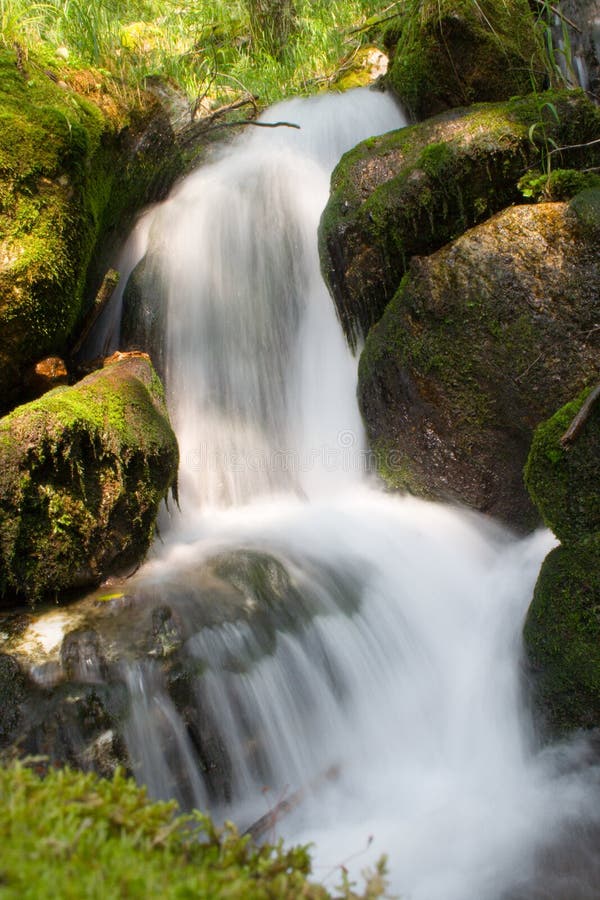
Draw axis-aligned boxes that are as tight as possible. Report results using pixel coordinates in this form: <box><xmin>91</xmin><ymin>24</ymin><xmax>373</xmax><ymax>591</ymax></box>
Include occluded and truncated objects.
<box><xmin>116</xmin><ymin>88</ymin><xmax>600</xmax><ymax>899</ymax></box>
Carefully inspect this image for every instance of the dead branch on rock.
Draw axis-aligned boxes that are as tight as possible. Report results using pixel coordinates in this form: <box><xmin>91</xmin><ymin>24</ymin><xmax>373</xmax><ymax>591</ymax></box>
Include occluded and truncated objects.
<box><xmin>70</xmin><ymin>269</ymin><xmax>120</xmax><ymax>358</ymax></box>
<box><xmin>560</xmin><ymin>383</ymin><xmax>600</xmax><ymax>448</ymax></box>
<box><xmin>243</xmin><ymin>764</ymin><xmax>340</xmax><ymax>842</ymax></box>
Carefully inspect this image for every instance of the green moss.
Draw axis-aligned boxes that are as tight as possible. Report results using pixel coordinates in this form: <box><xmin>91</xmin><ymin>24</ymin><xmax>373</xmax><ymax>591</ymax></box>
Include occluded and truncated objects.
<box><xmin>524</xmin><ymin>387</ymin><xmax>600</xmax><ymax>543</ymax></box>
<box><xmin>0</xmin><ymin>357</ymin><xmax>179</xmax><ymax>605</ymax></box>
<box><xmin>0</xmin><ymin>762</ymin><xmax>388</xmax><ymax>899</ymax></box>
<box><xmin>524</xmin><ymin>537</ymin><xmax>600</xmax><ymax>733</ymax></box>
<box><xmin>0</xmin><ymin>47</ymin><xmax>183</xmax><ymax>414</ymax></box>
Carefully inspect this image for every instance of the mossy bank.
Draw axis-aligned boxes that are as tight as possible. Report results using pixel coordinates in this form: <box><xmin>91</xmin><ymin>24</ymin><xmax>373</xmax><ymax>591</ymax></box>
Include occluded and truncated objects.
<box><xmin>0</xmin><ymin>46</ymin><xmax>183</xmax><ymax>414</ymax></box>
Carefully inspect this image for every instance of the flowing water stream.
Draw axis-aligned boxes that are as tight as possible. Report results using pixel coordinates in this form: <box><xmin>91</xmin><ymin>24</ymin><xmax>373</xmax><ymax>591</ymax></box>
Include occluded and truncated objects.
<box><xmin>110</xmin><ymin>88</ymin><xmax>600</xmax><ymax>899</ymax></box>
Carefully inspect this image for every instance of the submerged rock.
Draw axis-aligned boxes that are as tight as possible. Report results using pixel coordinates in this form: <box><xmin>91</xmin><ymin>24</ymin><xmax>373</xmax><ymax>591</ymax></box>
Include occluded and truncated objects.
<box><xmin>0</xmin><ymin>354</ymin><xmax>178</xmax><ymax>604</ymax></box>
<box><xmin>385</xmin><ymin>0</ymin><xmax>544</xmax><ymax>121</ymax></box>
<box><xmin>319</xmin><ymin>91</ymin><xmax>600</xmax><ymax>346</ymax></box>
<box><xmin>358</xmin><ymin>200</ymin><xmax>600</xmax><ymax>530</ymax></box>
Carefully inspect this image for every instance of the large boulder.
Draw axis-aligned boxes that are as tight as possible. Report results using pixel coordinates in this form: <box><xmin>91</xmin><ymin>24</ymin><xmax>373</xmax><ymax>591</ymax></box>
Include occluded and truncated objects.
<box><xmin>358</xmin><ymin>199</ymin><xmax>600</xmax><ymax>531</ymax></box>
<box><xmin>319</xmin><ymin>91</ymin><xmax>600</xmax><ymax>347</ymax></box>
<box><xmin>385</xmin><ymin>0</ymin><xmax>544</xmax><ymax>121</ymax></box>
<box><xmin>0</xmin><ymin>354</ymin><xmax>178</xmax><ymax>605</ymax></box>
<box><xmin>0</xmin><ymin>48</ymin><xmax>182</xmax><ymax>415</ymax></box>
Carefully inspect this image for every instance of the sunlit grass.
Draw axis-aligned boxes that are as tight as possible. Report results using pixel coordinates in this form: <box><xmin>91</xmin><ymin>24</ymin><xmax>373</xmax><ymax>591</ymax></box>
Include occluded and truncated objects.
<box><xmin>1</xmin><ymin>0</ymin><xmax>388</xmax><ymax>108</ymax></box>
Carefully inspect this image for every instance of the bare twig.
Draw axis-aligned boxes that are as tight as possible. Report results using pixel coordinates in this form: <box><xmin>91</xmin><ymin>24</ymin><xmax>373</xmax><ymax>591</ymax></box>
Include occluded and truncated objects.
<box><xmin>515</xmin><ymin>353</ymin><xmax>542</xmax><ymax>383</ymax></box>
<box><xmin>549</xmin><ymin>137</ymin><xmax>600</xmax><ymax>156</ymax></box>
<box><xmin>70</xmin><ymin>269</ymin><xmax>120</xmax><ymax>357</ymax></box>
<box><xmin>560</xmin><ymin>383</ymin><xmax>600</xmax><ymax>447</ymax></box>
<box><xmin>208</xmin><ymin>119</ymin><xmax>300</xmax><ymax>131</ymax></box>
<box><xmin>532</xmin><ymin>0</ymin><xmax>581</xmax><ymax>32</ymax></box>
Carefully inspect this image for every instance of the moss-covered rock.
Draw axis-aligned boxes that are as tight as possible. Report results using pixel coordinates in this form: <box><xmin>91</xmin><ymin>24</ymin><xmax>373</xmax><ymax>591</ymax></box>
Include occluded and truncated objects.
<box><xmin>0</xmin><ymin>48</ymin><xmax>183</xmax><ymax>414</ymax></box>
<box><xmin>319</xmin><ymin>90</ymin><xmax>600</xmax><ymax>347</ymax></box>
<box><xmin>385</xmin><ymin>0</ymin><xmax>545</xmax><ymax>121</ymax></box>
<box><xmin>524</xmin><ymin>387</ymin><xmax>600</xmax><ymax>543</ymax></box>
<box><xmin>358</xmin><ymin>201</ymin><xmax>600</xmax><ymax>530</ymax></box>
<box><xmin>524</xmin><ymin>537</ymin><xmax>600</xmax><ymax>733</ymax></box>
<box><xmin>0</xmin><ymin>354</ymin><xmax>178</xmax><ymax>605</ymax></box>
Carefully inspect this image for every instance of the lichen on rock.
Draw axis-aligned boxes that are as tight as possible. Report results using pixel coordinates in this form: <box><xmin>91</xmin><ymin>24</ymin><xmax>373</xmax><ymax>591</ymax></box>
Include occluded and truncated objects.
<box><xmin>0</xmin><ymin>354</ymin><xmax>178</xmax><ymax>605</ymax></box>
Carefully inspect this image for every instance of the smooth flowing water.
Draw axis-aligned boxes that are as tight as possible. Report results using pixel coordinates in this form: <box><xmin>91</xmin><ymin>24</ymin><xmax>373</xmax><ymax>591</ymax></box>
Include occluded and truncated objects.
<box><xmin>115</xmin><ymin>88</ymin><xmax>600</xmax><ymax>899</ymax></box>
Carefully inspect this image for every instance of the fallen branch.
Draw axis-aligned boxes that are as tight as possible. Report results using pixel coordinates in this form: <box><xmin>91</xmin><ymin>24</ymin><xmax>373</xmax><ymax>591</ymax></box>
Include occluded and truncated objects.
<box><xmin>560</xmin><ymin>383</ymin><xmax>600</xmax><ymax>447</ymax></box>
<box><xmin>243</xmin><ymin>764</ymin><xmax>340</xmax><ymax>842</ymax></box>
<box><xmin>207</xmin><ymin>119</ymin><xmax>300</xmax><ymax>131</ymax></box>
<box><xmin>70</xmin><ymin>269</ymin><xmax>120</xmax><ymax>357</ymax></box>
<box><xmin>549</xmin><ymin>136</ymin><xmax>600</xmax><ymax>156</ymax></box>
<box><xmin>533</xmin><ymin>0</ymin><xmax>581</xmax><ymax>32</ymax></box>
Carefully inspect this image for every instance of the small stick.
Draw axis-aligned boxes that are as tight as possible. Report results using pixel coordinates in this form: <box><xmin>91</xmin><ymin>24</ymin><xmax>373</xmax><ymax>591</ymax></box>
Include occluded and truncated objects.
<box><xmin>70</xmin><ymin>269</ymin><xmax>120</xmax><ymax>357</ymax></box>
<box><xmin>560</xmin><ymin>383</ymin><xmax>600</xmax><ymax>447</ymax></box>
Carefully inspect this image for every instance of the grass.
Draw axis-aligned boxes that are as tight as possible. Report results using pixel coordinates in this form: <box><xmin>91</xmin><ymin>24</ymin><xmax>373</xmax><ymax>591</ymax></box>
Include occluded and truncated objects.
<box><xmin>0</xmin><ymin>0</ymin><xmax>389</xmax><ymax>110</ymax></box>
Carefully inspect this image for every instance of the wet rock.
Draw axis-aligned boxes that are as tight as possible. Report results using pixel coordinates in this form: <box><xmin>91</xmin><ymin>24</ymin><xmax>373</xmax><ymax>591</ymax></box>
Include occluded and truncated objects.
<box><xmin>319</xmin><ymin>91</ymin><xmax>600</xmax><ymax>347</ymax></box>
<box><xmin>120</xmin><ymin>256</ymin><xmax>167</xmax><ymax>381</ymax></box>
<box><xmin>358</xmin><ymin>201</ymin><xmax>600</xmax><ymax>531</ymax></box>
<box><xmin>0</xmin><ymin>354</ymin><xmax>179</xmax><ymax>604</ymax></box>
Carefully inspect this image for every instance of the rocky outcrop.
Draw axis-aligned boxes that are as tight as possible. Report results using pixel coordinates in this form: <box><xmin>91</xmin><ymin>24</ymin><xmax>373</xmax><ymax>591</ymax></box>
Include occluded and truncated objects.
<box><xmin>0</xmin><ymin>354</ymin><xmax>178</xmax><ymax>605</ymax></box>
<box><xmin>319</xmin><ymin>90</ymin><xmax>600</xmax><ymax>348</ymax></box>
<box><xmin>0</xmin><ymin>47</ymin><xmax>183</xmax><ymax>415</ymax></box>
<box><xmin>384</xmin><ymin>0</ymin><xmax>544</xmax><ymax>121</ymax></box>
<box><xmin>358</xmin><ymin>198</ymin><xmax>600</xmax><ymax>531</ymax></box>
<box><xmin>523</xmin><ymin>386</ymin><xmax>600</xmax><ymax>733</ymax></box>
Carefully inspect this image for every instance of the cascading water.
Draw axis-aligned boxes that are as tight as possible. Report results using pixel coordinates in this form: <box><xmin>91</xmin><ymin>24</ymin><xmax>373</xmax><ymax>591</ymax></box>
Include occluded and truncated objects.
<box><xmin>115</xmin><ymin>88</ymin><xmax>600</xmax><ymax>898</ymax></box>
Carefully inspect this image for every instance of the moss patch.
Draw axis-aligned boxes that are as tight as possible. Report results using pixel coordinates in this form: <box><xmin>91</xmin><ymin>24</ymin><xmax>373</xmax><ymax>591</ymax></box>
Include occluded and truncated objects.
<box><xmin>0</xmin><ymin>762</ymin><xmax>387</xmax><ymax>899</ymax></box>
<box><xmin>385</xmin><ymin>0</ymin><xmax>546</xmax><ymax>121</ymax></box>
<box><xmin>0</xmin><ymin>355</ymin><xmax>178</xmax><ymax>605</ymax></box>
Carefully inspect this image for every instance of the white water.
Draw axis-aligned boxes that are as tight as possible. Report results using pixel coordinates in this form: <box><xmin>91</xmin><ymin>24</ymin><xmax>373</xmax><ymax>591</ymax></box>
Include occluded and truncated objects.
<box><xmin>117</xmin><ymin>88</ymin><xmax>600</xmax><ymax>898</ymax></box>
